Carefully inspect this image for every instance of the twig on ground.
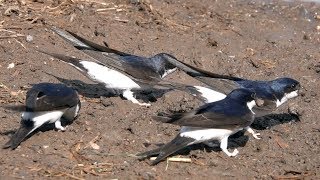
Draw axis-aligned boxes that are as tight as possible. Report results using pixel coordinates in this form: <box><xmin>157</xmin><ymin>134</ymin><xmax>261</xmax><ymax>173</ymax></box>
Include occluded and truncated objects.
<box><xmin>150</xmin><ymin>156</ymin><xmax>192</xmax><ymax>163</ymax></box>
<box><xmin>14</xmin><ymin>38</ymin><xmax>26</xmax><ymax>49</ymax></box>
<box><xmin>0</xmin><ymin>35</ymin><xmax>25</xmax><ymax>39</ymax></box>
<box><xmin>84</xmin><ymin>133</ymin><xmax>101</xmax><ymax>150</ymax></box>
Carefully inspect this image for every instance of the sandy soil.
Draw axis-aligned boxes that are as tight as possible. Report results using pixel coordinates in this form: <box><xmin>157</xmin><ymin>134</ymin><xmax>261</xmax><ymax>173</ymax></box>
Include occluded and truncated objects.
<box><xmin>0</xmin><ymin>0</ymin><xmax>319</xmax><ymax>179</ymax></box>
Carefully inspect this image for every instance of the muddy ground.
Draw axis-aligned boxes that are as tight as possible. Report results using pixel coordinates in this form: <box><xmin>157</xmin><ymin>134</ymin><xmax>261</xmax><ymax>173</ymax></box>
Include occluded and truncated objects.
<box><xmin>0</xmin><ymin>0</ymin><xmax>319</xmax><ymax>179</ymax></box>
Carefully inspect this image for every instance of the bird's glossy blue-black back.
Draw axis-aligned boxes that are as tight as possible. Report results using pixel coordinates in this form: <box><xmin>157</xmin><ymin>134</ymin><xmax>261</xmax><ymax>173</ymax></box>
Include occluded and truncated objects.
<box><xmin>29</xmin><ymin>83</ymin><xmax>75</xmax><ymax>97</ymax></box>
<box><xmin>121</xmin><ymin>53</ymin><xmax>176</xmax><ymax>78</ymax></box>
<box><xmin>197</xmin><ymin>88</ymin><xmax>255</xmax><ymax>117</ymax></box>
<box><xmin>236</xmin><ymin>79</ymin><xmax>276</xmax><ymax>100</ymax></box>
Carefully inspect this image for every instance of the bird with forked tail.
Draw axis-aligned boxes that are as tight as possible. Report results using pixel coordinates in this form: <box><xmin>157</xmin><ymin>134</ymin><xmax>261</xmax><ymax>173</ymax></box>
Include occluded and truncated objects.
<box><xmin>137</xmin><ymin>88</ymin><xmax>262</xmax><ymax>165</ymax></box>
<box><xmin>163</xmin><ymin>57</ymin><xmax>301</xmax><ymax>116</ymax></box>
<box><xmin>39</xmin><ymin>27</ymin><xmax>179</xmax><ymax>107</ymax></box>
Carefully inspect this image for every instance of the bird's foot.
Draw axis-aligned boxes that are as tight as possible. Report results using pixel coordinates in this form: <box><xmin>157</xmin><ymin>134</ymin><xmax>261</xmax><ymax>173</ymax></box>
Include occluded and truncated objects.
<box><xmin>252</xmin><ymin>132</ymin><xmax>261</xmax><ymax>139</ymax></box>
<box><xmin>123</xmin><ymin>90</ymin><xmax>151</xmax><ymax>107</ymax></box>
<box><xmin>55</xmin><ymin>120</ymin><xmax>66</xmax><ymax>131</ymax></box>
<box><xmin>230</xmin><ymin>149</ymin><xmax>239</xmax><ymax>156</ymax></box>
<box><xmin>223</xmin><ymin>148</ymin><xmax>239</xmax><ymax>157</ymax></box>
<box><xmin>246</xmin><ymin>127</ymin><xmax>261</xmax><ymax>139</ymax></box>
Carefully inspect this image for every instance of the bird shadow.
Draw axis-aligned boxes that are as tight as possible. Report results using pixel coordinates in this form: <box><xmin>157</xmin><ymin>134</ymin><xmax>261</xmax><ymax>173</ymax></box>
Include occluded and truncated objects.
<box><xmin>141</xmin><ymin>134</ymin><xmax>249</xmax><ymax>158</ymax></box>
<box><xmin>176</xmin><ymin>134</ymin><xmax>250</xmax><ymax>156</ymax></box>
<box><xmin>251</xmin><ymin>113</ymin><xmax>299</xmax><ymax>130</ymax></box>
<box><xmin>47</xmin><ymin>73</ymin><xmax>171</xmax><ymax>103</ymax></box>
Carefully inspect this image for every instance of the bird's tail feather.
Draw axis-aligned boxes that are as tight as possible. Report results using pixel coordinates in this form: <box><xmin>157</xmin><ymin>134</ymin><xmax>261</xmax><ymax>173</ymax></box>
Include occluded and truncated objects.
<box><xmin>3</xmin><ymin>125</ymin><xmax>35</xmax><ymax>149</ymax></box>
<box><xmin>152</xmin><ymin>113</ymin><xmax>185</xmax><ymax>124</ymax></box>
<box><xmin>164</xmin><ymin>55</ymin><xmax>242</xmax><ymax>81</ymax></box>
<box><xmin>137</xmin><ymin>135</ymin><xmax>194</xmax><ymax>165</ymax></box>
<box><xmin>38</xmin><ymin>50</ymin><xmax>89</xmax><ymax>73</ymax></box>
<box><xmin>1</xmin><ymin>105</ymin><xmax>26</xmax><ymax>112</ymax></box>
<box><xmin>136</xmin><ymin>146</ymin><xmax>162</xmax><ymax>160</ymax></box>
<box><xmin>152</xmin><ymin>79</ymin><xmax>213</xmax><ymax>102</ymax></box>
<box><xmin>52</xmin><ymin>27</ymin><xmax>129</xmax><ymax>56</ymax></box>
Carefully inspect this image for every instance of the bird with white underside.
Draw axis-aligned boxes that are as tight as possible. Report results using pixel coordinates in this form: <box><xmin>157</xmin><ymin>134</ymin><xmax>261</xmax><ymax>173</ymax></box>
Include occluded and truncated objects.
<box><xmin>39</xmin><ymin>27</ymin><xmax>179</xmax><ymax>107</ymax></box>
<box><xmin>3</xmin><ymin>83</ymin><xmax>81</xmax><ymax>149</ymax></box>
<box><xmin>137</xmin><ymin>88</ymin><xmax>262</xmax><ymax>165</ymax></box>
<box><xmin>163</xmin><ymin>57</ymin><xmax>301</xmax><ymax>116</ymax></box>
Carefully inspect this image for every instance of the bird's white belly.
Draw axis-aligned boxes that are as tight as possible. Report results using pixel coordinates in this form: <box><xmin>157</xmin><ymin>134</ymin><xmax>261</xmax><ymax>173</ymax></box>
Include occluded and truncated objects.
<box><xmin>194</xmin><ymin>86</ymin><xmax>226</xmax><ymax>103</ymax></box>
<box><xmin>80</xmin><ymin>61</ymin><xmax>141</xmax><ymax>89</ymax></box>
<box><xmin>22</xmin><ymin>111</ymin><xmax>65</xmax><ymax>127</ymax></box>
<box><xmin>180</xmin><ymin>126</ymin><xmax>236</xmax><ymax>144</ymax></box>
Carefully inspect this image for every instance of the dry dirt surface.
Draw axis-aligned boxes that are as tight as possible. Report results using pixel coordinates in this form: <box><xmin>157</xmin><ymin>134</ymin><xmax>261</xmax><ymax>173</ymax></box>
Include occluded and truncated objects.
<box><xmin>0</xmin><ymin>0</ymin><xmax>319</xmax><ymax>179</ymax></box>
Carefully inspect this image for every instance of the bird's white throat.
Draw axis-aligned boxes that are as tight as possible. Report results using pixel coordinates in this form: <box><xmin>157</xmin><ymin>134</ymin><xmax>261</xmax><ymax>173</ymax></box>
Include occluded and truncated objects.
<box><xmin>247</xmin><ymin>100</ymin><xmax>256</xmax><ymax>114</ymax></box>
<box><xmin>276</xmin><ymin>90</ymin><xmax>299</xmax><ymax>107</ymax></box>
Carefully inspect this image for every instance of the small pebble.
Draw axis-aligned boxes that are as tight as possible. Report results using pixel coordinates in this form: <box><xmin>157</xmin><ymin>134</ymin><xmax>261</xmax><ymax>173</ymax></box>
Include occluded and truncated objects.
<box><xmin>26</xmin><ymin>35</ymin><xmax>33</xmax><ymax>42</ymax></box>
<box><xmin>7</xmin><ymin>63</ymin><xmax>14</xmax><ymax>69</ymax></box>
<box><xmin>100</xmin><ymin>97</ymin><xmax>114</xmax><ymax>107</ymax></box>
<box><xmin>288</xmin><ymin>103</ymin><xmax>303</xmax><ymax>118</ymax></box>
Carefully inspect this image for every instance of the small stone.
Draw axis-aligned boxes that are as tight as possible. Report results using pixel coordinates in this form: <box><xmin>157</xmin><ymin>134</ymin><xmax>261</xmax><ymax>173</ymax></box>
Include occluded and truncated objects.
<box><xmin>316</xmin><ymin>25</ymin><xmax>320</xmax><ymax>31</ymax></box>
<box><xmin>7</xmin><ymin>63</ymin><xmax>14</xmax><ymax>69</ymax></box>
<box><xmin>255</xmin><ymin>99</ymin><xmax>265</xmax><ymax>107</ymax></box>
<box><xmin>288</xmin><ymin>103</ymin><xmax>303</xmax><ymax>118</ymax></box>
<box><xmin>303</xmin><ymin>34</ymin><xmax>310</xmax><ymax>40</ymax></box>
<box><xmin>100</xmin><ymin>97</ymin><xmax>114</xmax><ymax>107</ymax></box>
<box><xmin>26</xmin><ymin>35</ymin><xmax>33</xmax><ymax>42</ymax></box>
<box><xmin>310</xmin><ymin>91</ymin><xmax>317</xmax><ymax>97</ymax></box>
<box><xmin>139</xmin><ymin>172</ymin><xmax>155</xmax><ymax>180</ymax></box>
<box><xmin>4</xmin><ymin>6</ymin><xmax>19</xmax><ymax>16</ymax></box>
<box><xmin>207</xmin><ymin>38</ymin><xmax>218</xmax><ymax>47</ymax></box>
<box><xmin>304</xmin><ymin>98</ymin><xmax>311</xmax><ymax>103</ymax></box>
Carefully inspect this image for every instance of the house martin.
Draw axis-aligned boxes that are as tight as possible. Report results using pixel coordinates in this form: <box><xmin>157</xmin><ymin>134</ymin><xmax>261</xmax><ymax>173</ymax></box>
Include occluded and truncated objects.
<box><xmin>137</xmin><ymin>88</ymin><xmax>261</xmax><ymax>165</ymax></box>
<box><xmin>41</xmin><ymin>27</ymin><xmax>178</xmax><ymax>107</ymax></box>
<box><xmin>3</xmin><ymin>83</ymin><xmax>81</xmax><ymax>149</ymax></box>
<box><xmin>163</xmin><ymin>57</ymin><xmax>300</xmax><ymax>116</ymax></box>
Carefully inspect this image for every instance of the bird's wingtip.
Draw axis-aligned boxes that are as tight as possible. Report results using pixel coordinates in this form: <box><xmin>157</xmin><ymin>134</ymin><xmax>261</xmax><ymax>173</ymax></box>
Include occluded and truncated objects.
<box><xmin>152</xmin><ymin>114</ymin><xmax>171</xmax><ymax>123</ymax></box>
<box><xmin>2</xmin><ymin>138</ymin><xmax>20</xmax><ymax>150</ymax></box>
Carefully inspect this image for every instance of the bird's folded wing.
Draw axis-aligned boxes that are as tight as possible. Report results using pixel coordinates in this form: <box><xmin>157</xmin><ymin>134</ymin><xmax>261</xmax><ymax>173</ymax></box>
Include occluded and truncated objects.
<box><xmin>192</xmin><ymin>76</ymin><xmax>241</xmax><ymax>94</ymax></box>
<box><xmin>153</xmin><ymin>110</ymin><xmax>253</xmax><ymax>129</ymax></box>
<box><xmin>52</xmin><ymin>27</ymin><xmax>129</xmax><ymax>56</ymax></box>
<box><xmin>163</xmin><ymin>55</ymin><xmax>242</xmax><ymax>93</ymax></box>
<box><xmin>164</xmin><ymin>56</ymin><xmax>242</xmax><ymax>81</ymax></box>
<box><xmin>25</xmin><ymin>87</ymin><xmax>78</xmax><ymax>112</ymax></box>
<box><xmin>84</xmin><ymin>50</ymin><xmax>162</xmax><ymax>84</ymax></box>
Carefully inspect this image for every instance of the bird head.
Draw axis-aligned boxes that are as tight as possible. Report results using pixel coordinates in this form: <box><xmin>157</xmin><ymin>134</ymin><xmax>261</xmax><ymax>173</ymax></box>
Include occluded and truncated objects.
<box><xmin>269</xmin><ymin>77</ymin><xmax>300</xmax><ymax>107</ymax></box>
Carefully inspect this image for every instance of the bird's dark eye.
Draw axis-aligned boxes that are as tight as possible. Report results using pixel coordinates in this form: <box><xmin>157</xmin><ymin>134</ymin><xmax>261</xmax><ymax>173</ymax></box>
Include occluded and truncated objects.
<box><xmin>291</xmin><ymin>84</ymin><xmax>296</xmax><ymax>88</ymax></box>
